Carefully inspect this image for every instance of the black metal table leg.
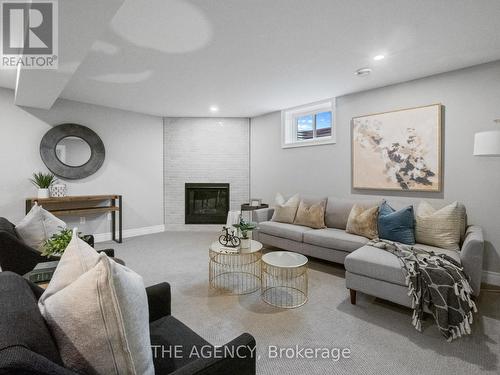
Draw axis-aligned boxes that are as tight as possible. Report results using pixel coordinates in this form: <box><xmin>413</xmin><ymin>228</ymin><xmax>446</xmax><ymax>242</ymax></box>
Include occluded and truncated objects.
<box><xmin>111</xmin><ymin>198</ymin><xmax>116</xmax><ymax>242</ymax></box>
<box><xmin>118</xmin><ymin>195</ymin><xmax>122</xmax><ymax>243</ymax></box>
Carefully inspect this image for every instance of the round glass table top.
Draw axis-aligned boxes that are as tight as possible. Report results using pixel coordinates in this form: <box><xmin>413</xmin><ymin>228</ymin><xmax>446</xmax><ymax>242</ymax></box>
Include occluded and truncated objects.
<box><xmin>210</xmin><ymin>240</ymin><xmax>263</xmax><ymax>254</ymax></box>
<box><xmin>262</xmin><ymin>251</ymin><xmax>308</xmax><ymax>268</ymax></box>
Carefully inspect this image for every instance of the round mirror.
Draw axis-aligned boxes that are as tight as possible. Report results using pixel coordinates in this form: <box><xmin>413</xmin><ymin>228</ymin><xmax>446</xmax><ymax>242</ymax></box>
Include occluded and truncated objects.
<box><xmin>55</xmin><ymin>136</ymin><xmax>92</xmax><ymax>167</ymax></box>
<box><xmin>40</xmin><ymin>124</ymin><xmax>105</xmax><ymax>180</ymax></box>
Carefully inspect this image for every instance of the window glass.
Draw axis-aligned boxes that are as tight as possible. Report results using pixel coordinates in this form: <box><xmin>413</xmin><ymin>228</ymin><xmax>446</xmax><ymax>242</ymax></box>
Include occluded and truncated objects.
<box><xmin>296</xmin><ymin>114</ymin><xmax>314</xmax><ymax>140</ymax></box>
<box><xmin>315</xmin><ymin>111</ymin><xmax>332</xmax><ymax>137</ymax></box>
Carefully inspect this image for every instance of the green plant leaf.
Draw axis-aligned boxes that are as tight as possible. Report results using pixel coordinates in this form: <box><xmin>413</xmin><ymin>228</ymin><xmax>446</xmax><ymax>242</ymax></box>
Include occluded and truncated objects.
<box><xmin>40</xmin><ymin>228</ymin><xmax>82</xmax><ymax>257</ymax></box>
<box><xmin>30</xmin><ymin>172</ymin><xmax>57</xmax><ymax>189</ymax></box>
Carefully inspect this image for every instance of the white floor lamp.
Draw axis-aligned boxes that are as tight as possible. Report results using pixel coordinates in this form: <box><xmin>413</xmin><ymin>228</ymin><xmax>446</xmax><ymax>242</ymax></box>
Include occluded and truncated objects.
<box><xmin>473</xmin><ymin>119</ymin><xmax>500</xmax><ymax>293</ymax></box>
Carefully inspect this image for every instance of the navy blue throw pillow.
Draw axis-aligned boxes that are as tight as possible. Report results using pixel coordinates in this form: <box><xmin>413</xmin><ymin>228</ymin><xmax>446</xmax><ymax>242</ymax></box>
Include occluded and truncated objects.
<box><xmin>378</xmin><ymin>202</ymin><xmax>415</xmax><ymax>245</ymax></box>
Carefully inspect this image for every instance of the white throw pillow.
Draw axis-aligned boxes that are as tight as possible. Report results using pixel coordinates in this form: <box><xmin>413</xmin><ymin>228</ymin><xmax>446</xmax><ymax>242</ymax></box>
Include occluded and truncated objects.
<box><xmin>415</xmin><ymin>201</ymin><xmax>464</xmax><ymax>251</ymax></box>
<box><xmin>15</xmin><ymin>203</ymin><xmax>66</xmax><ymax>250</ymax></box>
<box><xmin>271</xmin><ymin>193</ymin><xmax>300</xmax><ymax>223</ymax></box>
<box><xmin>39</xmin><ymin>233</ymin><xmax>154</xmax><ymax>375</ymax></box>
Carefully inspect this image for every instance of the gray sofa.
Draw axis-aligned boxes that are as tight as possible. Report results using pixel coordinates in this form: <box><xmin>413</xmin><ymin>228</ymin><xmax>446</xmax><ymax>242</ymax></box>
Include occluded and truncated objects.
<box><xmin>253</xmin><ymin>197</ymin><xmax>485</xmax><ymax>307</ymax></box>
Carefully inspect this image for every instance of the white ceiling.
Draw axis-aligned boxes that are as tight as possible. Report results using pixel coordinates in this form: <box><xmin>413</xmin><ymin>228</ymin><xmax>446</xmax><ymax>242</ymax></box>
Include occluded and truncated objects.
<box><xmin>4</xmin><ymin>0</ymin><xmax>500</xmax><ymax>117</ymax></box>
<box><xmin>15</xmin><ymin>0</ymin><xmax>125</xmax><ymax>109</ymax></box>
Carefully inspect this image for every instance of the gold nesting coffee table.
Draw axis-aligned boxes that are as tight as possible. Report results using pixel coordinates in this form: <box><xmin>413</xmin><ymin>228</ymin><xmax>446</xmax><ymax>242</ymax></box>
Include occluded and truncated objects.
<box><xmin>209</xmin><ymin>240</ymin><xmax>263</xmax><ymax>295</ymax></box>
<box><xmin>261</xmin><ymin>251</ymin><xmax>308</xmax><ymax>308</ymax></box>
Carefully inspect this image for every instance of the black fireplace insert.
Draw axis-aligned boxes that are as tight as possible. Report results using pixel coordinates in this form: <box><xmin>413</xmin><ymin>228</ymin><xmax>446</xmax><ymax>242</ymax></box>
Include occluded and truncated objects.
<box><xmin>185</xmin><ymin>183</ymin><xmax>229</xmax><ymax>224</ymax></box>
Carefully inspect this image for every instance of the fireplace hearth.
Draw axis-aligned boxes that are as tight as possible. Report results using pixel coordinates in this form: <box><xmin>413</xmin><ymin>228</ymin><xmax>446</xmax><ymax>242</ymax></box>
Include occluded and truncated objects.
<box><xmin>185</xmin><ymin>183</ymin><xmax>229</xmax><ymax>224</ymax></box>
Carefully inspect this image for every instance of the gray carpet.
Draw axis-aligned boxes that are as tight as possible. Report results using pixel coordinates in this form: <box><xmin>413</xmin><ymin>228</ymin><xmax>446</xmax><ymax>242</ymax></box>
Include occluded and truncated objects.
<box><xmin>102</xmin><ymin>231</ymin><xmax>500</xmax><ymax>375</ymax></box>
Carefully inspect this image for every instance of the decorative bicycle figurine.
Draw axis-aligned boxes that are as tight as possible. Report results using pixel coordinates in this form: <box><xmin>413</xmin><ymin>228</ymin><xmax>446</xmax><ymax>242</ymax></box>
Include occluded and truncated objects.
<box><xmin>219</xmin><ymin>226</ymin><xmax>241</xmax><ymax>248</ymax></box>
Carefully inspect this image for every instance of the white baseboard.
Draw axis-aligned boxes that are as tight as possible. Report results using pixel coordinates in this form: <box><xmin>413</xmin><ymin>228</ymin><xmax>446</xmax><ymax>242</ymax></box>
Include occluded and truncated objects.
<box><xmin>482</xmin><ymin>270</ymin><xmax>500</xmax><ymax>286</ymax></box>
<box><xmin>94</xmin><ymin>224</ymin><xmax>165</xmax><ymax>243</ymax></box>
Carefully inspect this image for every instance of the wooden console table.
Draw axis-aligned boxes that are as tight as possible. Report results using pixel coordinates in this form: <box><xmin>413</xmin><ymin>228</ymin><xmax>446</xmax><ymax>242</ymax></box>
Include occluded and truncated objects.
<box><xmin>25</xmin><ymin>195</ymin><xmax>122</xmax><ymax>243</ymax></box>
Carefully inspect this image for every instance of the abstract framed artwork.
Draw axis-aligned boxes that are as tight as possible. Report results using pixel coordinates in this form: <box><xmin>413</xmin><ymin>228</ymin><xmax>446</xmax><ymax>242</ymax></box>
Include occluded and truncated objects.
<box><xmin>352</xmin><ymin>104</ymin><xmax>442</xmax><ymax>192</ymax></box>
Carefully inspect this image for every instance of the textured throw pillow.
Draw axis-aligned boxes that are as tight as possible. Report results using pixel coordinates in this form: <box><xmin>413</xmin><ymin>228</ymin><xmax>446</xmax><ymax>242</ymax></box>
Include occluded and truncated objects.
<box><xmin>16</xmin><ymin>203</ymin><xmax>66</xmax><ymax>250</ymax></box>
<box><xmin>293</xmin><ymin>199</ymin><xmax>327</xmax><ymax>229</ymax></box>
<box><xmin>38</xmin><ymin>233</ymin><xmax>154</xmax><ymax>375</ymax></box>
<box><xmin>346</xmin><ymin>204</ymin><xmax>379</xmax><ymax>239</ymax></box>
<box><xmin>415</xmin><ymin>201</ymin><xmax>463</xmax><ymax>251</ymax></box>
<box><xmin>378</xmin><ymin>202</ymin><xmax>415</xmax><ymax>245</ymax></box>
<box><xmin>271</xmin><ymin>193</ymin><xmax>300</xmax><ymax>223</ymax></box>
<box><xmin>325</xmin><ymin>197</ymin><xmax>383</xmax><ymax>230</ymax></box>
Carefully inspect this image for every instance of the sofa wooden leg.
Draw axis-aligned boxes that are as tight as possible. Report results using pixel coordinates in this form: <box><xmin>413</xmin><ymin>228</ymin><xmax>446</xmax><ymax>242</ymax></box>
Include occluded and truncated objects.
<box><xmin>350</xmin><ymin>289</ymin><xmax>357</xmax><ymax>305</ymax></box>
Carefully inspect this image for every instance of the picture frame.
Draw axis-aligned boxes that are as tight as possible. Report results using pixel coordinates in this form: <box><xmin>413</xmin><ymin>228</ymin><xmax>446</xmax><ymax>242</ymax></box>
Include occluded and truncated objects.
<box><xmin>352</xmin><ymin>103</ymin><xmax>442</xmax><ymax>192</ymax></box>
<box><xmin>250</xmin><ymin>198</ymin><xmax>262</xmax><ymax>207</ymax></box>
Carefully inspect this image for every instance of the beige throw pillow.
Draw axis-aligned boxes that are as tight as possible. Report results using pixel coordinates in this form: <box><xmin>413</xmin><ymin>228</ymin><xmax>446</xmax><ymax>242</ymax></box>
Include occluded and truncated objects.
<box><xmin>271</xmin><ymin>193</ymin><xmax>300</xmax><ymax>223</ymax></box>
<box><xmin>39</xmin><ymin>233</ymin><xmax>154</xmax><ymax>375</ymax></box>
<box><xmin>16</xmin><ymin>203</ymin><xmax>66</xmax><ymax>250</ymax></box>
<box><xmin>415</xmin><ymin>201</ymin><xmax>463</xmax><ymax>251</ymax></box>
<box><xmin>346</xmin><ymin>204</ymin><xmax>379</xmax><ymax>239</ymax></box>
<box><xmin>293</xmin><ymin>199</ymin><xmax>327</xmax><ymax>229</ymax></box>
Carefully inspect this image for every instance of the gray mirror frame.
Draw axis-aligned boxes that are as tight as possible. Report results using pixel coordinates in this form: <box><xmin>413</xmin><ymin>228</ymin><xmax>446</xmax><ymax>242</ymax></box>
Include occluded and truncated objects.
<box><xmin>40</xmin><ymin>124</ymin><xmax>105</xmax><ymax>180</ymax></box>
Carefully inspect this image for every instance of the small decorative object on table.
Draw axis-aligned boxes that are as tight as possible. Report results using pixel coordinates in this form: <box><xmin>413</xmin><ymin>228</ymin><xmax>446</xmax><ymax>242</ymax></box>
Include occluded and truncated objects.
<box><xmin>250</xmin><ymin>198</ymin><xmax>262</xmax><ymax>207</ymax></box>
<box><xmin>218</xmin><ymin>226</ymin><xmax>240</xmax><ymax>248</ymax></box>
<box><xmin>49</xmin><ymin>183</ymin><xmax>67</xmax><ymax>197</ymax></box>
<box><xmin>233</xmin><ymin>216</ymin><xmax>257</xmax><ymax>249</ymax></box>
<box><xmin>30</xmin><ymin>171</ymin><xmax>57</xmax><ymax>199</ymax></box>
<box><xmin>24</xmin><ymin>261</ymin><xmax>59</xmax><ymax>287</ymax></box>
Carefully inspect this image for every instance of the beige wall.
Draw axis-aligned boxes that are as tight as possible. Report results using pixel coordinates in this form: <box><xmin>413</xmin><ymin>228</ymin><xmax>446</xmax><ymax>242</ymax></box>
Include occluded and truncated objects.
<box><xmin>250</xmin><ymin>61</ymin><xmax>500</xmax><ymax>275</ymax></box>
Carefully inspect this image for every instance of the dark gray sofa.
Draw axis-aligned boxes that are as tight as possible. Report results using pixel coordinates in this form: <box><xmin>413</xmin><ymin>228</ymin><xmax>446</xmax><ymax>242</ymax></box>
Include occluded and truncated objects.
<box><xmin>0</xmin><ymin>217</ymin><xmax>114</xmax><ymax>275</ymax></box>
<box><xmin>253</xmin><ymin>197</ymin><xmax>485</xmax><ymax>305</ymax></box>
<box><xmin>0</xmin><ymin>271</ymin><xmax>256</xmax><ymax>375</ymax></box>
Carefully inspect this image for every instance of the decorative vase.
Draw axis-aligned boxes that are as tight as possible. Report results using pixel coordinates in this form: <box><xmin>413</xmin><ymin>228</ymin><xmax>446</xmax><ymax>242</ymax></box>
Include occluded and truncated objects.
<box><xmin>37</xmin><ymin>188</ymin><xmax>49</xmax><ymax>199</ymax></box>
<box><xmin>50</xmin><ymin>183</ymin><xmax>67</xmax><ymax>197</ymax></box>
<box><xmin>240</xmin><ymin>237</ymin><xmax>250</xmax><ymax>249</ymax></box>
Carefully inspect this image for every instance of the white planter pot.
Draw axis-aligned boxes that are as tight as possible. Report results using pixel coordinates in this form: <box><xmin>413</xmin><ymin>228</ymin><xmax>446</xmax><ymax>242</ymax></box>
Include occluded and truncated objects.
<box><xmin>37</xmin><ymin>188</ymin><xmax>49</xmax><ymax>199</ymax></box>
<box><xmin>240</xmin><ymin>238</ymin><xmax>250</xmax><ymax>249</ymax></box>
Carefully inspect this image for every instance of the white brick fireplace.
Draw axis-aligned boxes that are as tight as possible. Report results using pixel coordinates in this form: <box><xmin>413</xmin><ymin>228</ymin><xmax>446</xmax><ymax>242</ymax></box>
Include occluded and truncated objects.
<box><xmin>163</xmin><ymin>117</ymin><xmax>250</xmax><ymax>229</ymax></box>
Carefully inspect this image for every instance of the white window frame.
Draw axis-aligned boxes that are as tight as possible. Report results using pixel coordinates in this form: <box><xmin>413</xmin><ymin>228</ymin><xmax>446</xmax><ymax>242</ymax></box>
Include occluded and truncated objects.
<box><xmin>281</xmin><ymin>98</ymin><xmax>336</xmax><ymax>148</ymax></box>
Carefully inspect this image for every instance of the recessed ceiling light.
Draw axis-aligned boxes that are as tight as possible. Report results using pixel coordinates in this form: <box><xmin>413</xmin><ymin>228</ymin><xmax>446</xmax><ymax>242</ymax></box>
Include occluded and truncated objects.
<box><xmin>209</xmin><ymin>105</ymin><xmax>219</xmax><ymax>112</ymax></box>
<box><xmin>373</xmin><ymin>54</ymin><xmax>385</xmax><ymax>61</ymax></box>
<box><xmin>355</xmin><ymin>67</ymin><xmax>372</xmax><ymax>76</ymax></box>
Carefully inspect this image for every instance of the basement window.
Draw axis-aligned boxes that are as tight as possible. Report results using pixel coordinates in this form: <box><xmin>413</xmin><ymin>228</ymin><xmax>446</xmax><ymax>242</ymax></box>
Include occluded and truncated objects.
<box><xmin>281</xmin><ymin>99</ymin><xmax>336</xmax><ymax>148</ymax></box>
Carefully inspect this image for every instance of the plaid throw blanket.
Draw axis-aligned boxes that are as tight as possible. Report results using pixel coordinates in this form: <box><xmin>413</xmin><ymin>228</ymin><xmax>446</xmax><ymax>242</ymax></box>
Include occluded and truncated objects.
<box><xmin>367</xmin><ymin>239</ymin><xmax>478</xmax><ymax>341</ymax></box>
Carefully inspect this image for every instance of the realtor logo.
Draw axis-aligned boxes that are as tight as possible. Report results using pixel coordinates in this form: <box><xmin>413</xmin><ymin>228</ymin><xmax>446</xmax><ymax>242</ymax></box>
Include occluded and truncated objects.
<box><xmin>1</xmin><ymin>0</ymin><xmax>58</xmax><ymax>69</ymax></box>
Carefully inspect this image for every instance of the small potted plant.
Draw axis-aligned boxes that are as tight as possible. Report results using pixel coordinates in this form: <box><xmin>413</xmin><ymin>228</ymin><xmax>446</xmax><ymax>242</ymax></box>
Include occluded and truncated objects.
<box><xmin>41</xmin><ymin>228</ymin><xmax>93</xmax><ymax>257</ymax></box>
<box><xmin>30</xmin><ymin>172</ymin><xmax>57</xmax><ymax>198</ymax></box>
<box><xmin>41</xmin><ymin>228</ymin><xmax>77</xmax><ymax>257</ymax></box>
<box><xmin>233</xmin><ymin>217</ymin><xmax>257</xmax><ymax>249</ymax></box>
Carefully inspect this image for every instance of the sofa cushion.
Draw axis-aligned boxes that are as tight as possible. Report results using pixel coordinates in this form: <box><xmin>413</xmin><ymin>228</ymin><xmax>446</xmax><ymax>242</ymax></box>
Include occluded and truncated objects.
<box><xmin>258</xmin><ymin>221</ymin><xmax>313</xmax><ymax>242</ymax></box>
<box><xmin>378</xmin><ymin>202</ymin><xmax>415</xmax><ymax>245</ymax></box>
<box><xmin>150</xmin><ymin>315</ymin><xmax>210</xmax><ymax>374</ymax></box>
<box><xmin>303</xmin><ymin>228</ymin><xmax>369</xmax><ymax>252</ymax></box>
<box><xmin>345</xmin><ymin>244</ymin><xmax>461</xmax><ymax>286</ymax></box>
<box><xmin>325</xmin><ymin>197</ymin><xmax>382</xmax><ymax>230</ymax></box>
<box><xmin>293</xmin><ymin>198</ymin><xmax>327</xmax><ymax>229</ymax></box>
<box><xmin>271</xmin><ymin>193</ymin><xmax>300</xmax><ymax>223</ymax></box>
<box><xmin>39</xmin><ymin>234</ymin><xmax>154</xmax><ymax>375</ymax></box>
<box><xmin>15</xmin><ymin>203</ymin><xmax>66</xmax><ymax>251</ymax></box>
<box><xmin>415</xmin><ymin>201</ymin><xmax>465</xmax><ymax>251</ymax></box>
<box><xmin>0</xmin><ymin>272</ymin><xmax>63</xmax><ymax>366</ymax></box>
<box><xmin>346</xmin><ymin>204</ymin><xmax>379</xmax><ymax>240</ymax></box>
